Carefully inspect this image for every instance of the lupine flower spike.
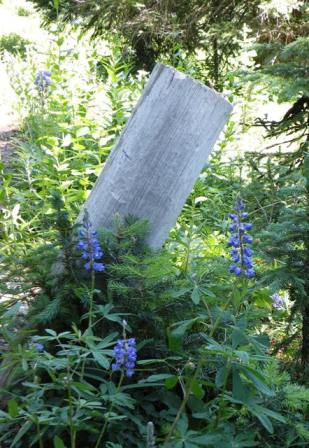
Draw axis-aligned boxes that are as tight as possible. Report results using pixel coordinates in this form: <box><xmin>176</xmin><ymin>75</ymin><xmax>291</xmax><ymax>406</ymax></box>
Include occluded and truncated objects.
<box><xmin>34</xmin><ymin>70</ymin><xmax>52</xmax><ymax>91</ymax></box>
<box><xmin>228</xmin><ymin>198</ymin><xmax>255</xmax><ymax>278</ymax></box>
<box><xmin>271</xmin><ymin>293</ymin><xmax>284</xmax><ymax>309</ymax></box>
<box><xmin>112</xmin><ymin>320</ymin><xmax>137</xmax><ymax>378</ymax></box>
<box><xmin>76</xmin><ymin>210</ymin><xmax>105</xmax><ymax>272</ymax></box>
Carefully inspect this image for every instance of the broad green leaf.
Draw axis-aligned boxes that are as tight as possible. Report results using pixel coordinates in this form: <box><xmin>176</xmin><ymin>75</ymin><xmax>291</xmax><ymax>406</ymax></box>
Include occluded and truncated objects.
<box><xmin>191</xmin><ymin>379</ymin><xmax>204</xmax><ymax>399</ymax></box>
<box><xmin>168</xmin><ymin>318</ymin><xmax>198</xmax><ymax>351</ymax></box>
<box><xmin>248</xmin><ymin>404</ymin><xmax>285</xmax><ymax>434</ymax></box>
<box><xmin>235</xmin><ymin>350</ymin><xmax>249</xmax><ymax>363</ymax></box>
<box><xmin>142</xmin><ymin>374</ymin><xmax>173</xmax><ymax>383</ymax></box>
<box><xmin>190</xmin><ymin>433</ymin><xmax>221</xmax><ymax>444</ymax></box>
<box><xmin>76</xmin><ymin>126</ymin><xmax>90</xmax><ymax>137</ymax></box>
<box><xmin>191</xmin><ymin>286</ymin><xmax>200</xmax><ymax>305</ymax></box>
<box><xmin>232</xmin><ymin>328</ymin><xmax>247</xmax><ymax>348</ymax></box>
<box><xmin>232</xmin><ymin>368</ymin><xmax>250</xmax><ymax>403</ymax></box>
<box><xmin>53</xmin><ymin>435</ymin><xmax>65</xmax><ymax>448</ymax></box>
<box><xmin>92</xmin><ymin>351</ymin><xmax>110</xmax><ymax>369</ymax></box>
<box><xmin>177</xmin><ymin>413</ymin><xmax>188</xmax><ymax>434</ymax></box>
<box><xmin>253</xmin><ymin>412</ymin><xmax>273</xmax><ymax>433</ymax></box>
<box><xmin>45</xmin><ymin>329</ymin><xmax>57</xmax><ymax>337</ymax></box>
<box><xmin>21</xmin><ymin>358</ymin><xmax>28</xmax><ymax>372</ymax></box>
<box><xmin>200</xmin><ymin>287</ymin><xmax>216</xmax><ymax>299</ymax></box>
<box><xmin>241</xmin><ymin>367</ymin><xmax>275</xmax><ymax>397</ymax></box>
<box><xmin>253</xmin><ymin>405</ymin><xmax>286</xmax><ymax>423</ymax></box>
<box><xmin>8</xmin><ymin>399</ymin><xmax>18</xmax><ymax>418</ymax></box>
<box><xmin>215</xmin><ymin>366</ymin><xmax>226</xmax><ymax>388</ymax></box>
<box><xmin>165</xmin><ymin>375</ymin><xmax>178</xmax><ymax>389</ymax></box>
<box><xmin>252</xmin><ymin>289</ymin><xmax>272</xmax><ymax>310</ymax></box>
<box><xmin>71</xmin><ymin>382</ymin><xmax>96</xmax><ymax>392</ymax></box>
<box><xmin>170</xmin><ymin>287</ymin><xmax>191</xmax><ymax>298</ymax></box>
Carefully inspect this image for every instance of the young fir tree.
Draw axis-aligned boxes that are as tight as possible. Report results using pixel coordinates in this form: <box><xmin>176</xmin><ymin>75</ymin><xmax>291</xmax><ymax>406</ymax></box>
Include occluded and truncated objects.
<box><xmin>242</xmin><ymin>1</ymin><xmax>309</xmax><ymax>378</ymax></box>
<box><xmin>257</xmin><ymin>151</ymin><xmax>309</xmax><ymax>377</ymax></box>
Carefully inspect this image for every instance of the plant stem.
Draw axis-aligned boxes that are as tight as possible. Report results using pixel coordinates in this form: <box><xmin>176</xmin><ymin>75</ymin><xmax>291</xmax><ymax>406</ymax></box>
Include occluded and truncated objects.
<box><xmin>80</xmin><ymin>265</ymin><xmax>96</xmax><ymax>382</ymax></box>
<box><xmin>89</xmin><ymin>267</ymin><xmax>95</xmax><ymax>330</ymax></box>
<box><xmin>67</xmin><ymin>374</ymin><xmax>76</xmax><ymax>448</ymax></box>
<box><xmin>94</xmin><ymin>373</ymin><xmax>124</xmax><ymax>448</ymax></box>
<box><xmin>58</xmin><ymin>336</ymin><xmax>76</xmax><ymax>448</ymax></box>
<box><xmin>215</xmin><ymin>357</ymin><xmax>231</xmax><ymax>427</ymax></box>
<box><xmin>163</xmin><ymin>295</ymin><xmax>233</xmax><ymax>445</ymax></box>
<box><xmin>36</xmin><ymin>420</ymin><xmax>44</xmax><ymax>448</ymax></box>
<box><xmin>163</xmin><ymin>362</ymin><xmax>202</xmax><ymax>445</ymax></box>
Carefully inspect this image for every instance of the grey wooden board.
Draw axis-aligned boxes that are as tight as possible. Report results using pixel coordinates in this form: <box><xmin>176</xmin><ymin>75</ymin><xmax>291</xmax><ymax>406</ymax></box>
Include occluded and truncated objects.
<box><xmin>79</xmin><ymin>63</ymin><xmax>233</xmax><ymax>248</ymax></box>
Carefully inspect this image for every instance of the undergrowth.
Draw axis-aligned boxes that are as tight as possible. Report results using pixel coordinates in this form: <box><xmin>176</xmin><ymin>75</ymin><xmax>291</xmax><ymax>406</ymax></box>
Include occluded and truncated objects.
<box><xmin>0</xmin><ymin>24</ymin><xmax>308</xmax><ymax>448</ymax></box>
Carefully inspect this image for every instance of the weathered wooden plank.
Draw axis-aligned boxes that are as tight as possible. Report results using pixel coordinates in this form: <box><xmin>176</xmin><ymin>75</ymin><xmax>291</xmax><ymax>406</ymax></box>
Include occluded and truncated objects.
<box><xmin>79</xmin><ymin>63</ymin><xmax>233</xmax><ymax>248</ymax></box>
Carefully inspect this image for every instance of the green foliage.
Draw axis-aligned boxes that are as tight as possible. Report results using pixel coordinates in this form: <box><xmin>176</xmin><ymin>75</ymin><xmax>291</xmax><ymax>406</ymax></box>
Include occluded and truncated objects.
<box><xmin>0</xmin><ymin>5</ymin><xmax>308</xmax><ymax>446</ymax></box>
<box><xmin>249</xmin><ymin>1</ymin><xmax>308</xmax><ymax>102</ymax></box>
<box><xmin>0</xmin><ymin>33</ymin><xmax>31</xmax><ymax>58</ymax></box>
<box><xmin>29</xmin><ymin>0</ymin><xmax>263</xmax><ymax>89</ymax></box>
<box><xmin>16</xmin><ymin>5</ymin><xmax>32</xmax><ymax>16</ymax></box>
<box><xmin>0</xmin><ymin>322</ymin><xmax>142</xmax><ymax>447</ymax></box>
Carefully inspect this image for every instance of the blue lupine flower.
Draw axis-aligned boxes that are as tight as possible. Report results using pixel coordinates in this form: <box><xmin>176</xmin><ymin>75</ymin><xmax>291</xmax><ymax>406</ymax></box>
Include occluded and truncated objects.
<box><xmin>77</xmin><ymin>215</ymin><xmax>105</xmax><ymax>272</ymax></box>
<box><xmin>228</xmin><ymin>198</ymin><xmax>255</xmax><ymax>278</ymax></box>
<box><xmin>271</xmin><ymin>293</ymin><xmax>284</xmax><ymax>309</ymax></box>
<box><xmin>34</xmin><ymin>70</ymin><xmax>52</xmax><ymax>91</ymax></box>
<box><xmin>244</xmin><ymin>247</ymin><xmax>253</xmax><ymax>257</ymax></box>
<box><xmin>245</xmin><ymin>269</ymin><xmax>255</xmax><ymax>278</ymax></box>
<box><xmin>229</xmin><ymin>265</ymin><xmax>242</xmax><ymax>276</ymax></box>
<box><xmin>34</xmin><ymin>343</ymin><xmax>44</xmax><ymax>353</ymax></box>
<box><xmin>243</xmin><ymin>234</ymin><xmax>253</xmax><ymax>244</ymax></box>
<box><xmin>112</xmin><ymin>337</ymin><xmax>137</xmax><ymax>378</ymax></box>
<box><xmin>234</xmin><ymin>198</ymin><xmax>245</xmax><ymax>211</ymax></box>
<box><xmin>228</xmin><ymin>235</ymin><xmax>240</xmax><ymax>247</ymax></box>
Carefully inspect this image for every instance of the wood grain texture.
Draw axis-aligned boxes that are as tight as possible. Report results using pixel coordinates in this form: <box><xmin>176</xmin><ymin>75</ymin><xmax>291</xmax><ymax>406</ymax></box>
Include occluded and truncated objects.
<box><xmin>79</xmin><ymin>63</ymin><xmax>233</xmax><ymax>248</ymax></box>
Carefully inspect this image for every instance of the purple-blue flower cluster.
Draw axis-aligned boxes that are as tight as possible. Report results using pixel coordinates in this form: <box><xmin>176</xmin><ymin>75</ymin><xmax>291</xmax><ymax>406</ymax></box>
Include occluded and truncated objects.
<box><xmin>228</xmin><ymin>198</ymin><xmax>255</xmax><ymax>278</ymax></box>
<box><xmin>112</xmin><ymin>338</ymin><xmax>137</xmax><ymax>378</ymax></box>
<box><xmin>34</xmin><ymin>343</ymin><xmax>44</xmax><ymax>353</ymax></box>
<box><xmin>34</xmin><ymin>70</ymin><xmax>52</xmax><ymax>91</ymax></box>
<box><xmin>271</xmin><ymin>293</ymin><xmax>284</xmax><ymax>309</ymax></box>
<box><xmin>76</xmin><ymin>219</ymin><xmax>105</xmax><ymax>272</ymax></box>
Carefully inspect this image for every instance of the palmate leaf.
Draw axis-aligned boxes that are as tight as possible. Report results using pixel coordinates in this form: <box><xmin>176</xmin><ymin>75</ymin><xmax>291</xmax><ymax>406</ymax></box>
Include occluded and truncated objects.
<box><xmin>232</xmin><ymin>367</ymin><xmax>250</xmax><ymax>403</ymax></box>
<box><xmin>248</xmin><ymin>403</ymin><xmax>286</xmax><ymax>434</ymax></box>
<box><xmin>92</xmin><ymin>350</ymin><xmax>110</xmax><ymax>369</ymax></box>
<box><xmin>240</xmin><ymin>366</ymin><xmax>275</xmax><ymax>397</ymax></box>
<box><xmin>168</xmin><ymin>317</ymin><xmax>199</xmax><ymax>351</ymax></box>
<box><xmin>191</xmin><ymin>286</ymin><xmax>200</xmax><ymax>304</ymax></box>
<box><xmin>166</xmin><ymin>415</ymin><xmax>221</xmax><ymax>447</ymax></box>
